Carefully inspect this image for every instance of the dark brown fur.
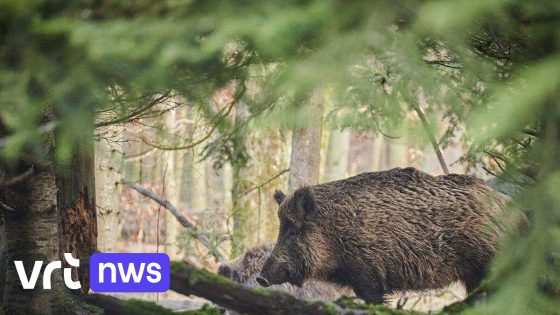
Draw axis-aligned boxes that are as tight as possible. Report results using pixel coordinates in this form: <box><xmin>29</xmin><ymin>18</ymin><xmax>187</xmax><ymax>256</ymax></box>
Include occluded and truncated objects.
<box><xmin>218</xmin><ymin>244</ymin><xmax>353</xmax><ymax>301</ymax></box>
<box><xmin>259</xmin><ymin>167</ymin><xmax>508</xmax><ymax>304</ymax></box>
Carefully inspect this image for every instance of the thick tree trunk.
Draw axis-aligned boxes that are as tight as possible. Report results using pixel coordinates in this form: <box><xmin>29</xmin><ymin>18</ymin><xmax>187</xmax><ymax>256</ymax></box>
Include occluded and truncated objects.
<box><xmin>0</xmin><ymin>123</ymin><xmax>97</xmax><ymax>314</ymax></box>
<box><xmin>56</xmin><ymin>135</ymin><xmax>97</xmax><ymax>293</ymax></box>
<box><xmin>1</xmin><ymin>162</ymin><xmax>64</xmax><ymax>314</ymax></box>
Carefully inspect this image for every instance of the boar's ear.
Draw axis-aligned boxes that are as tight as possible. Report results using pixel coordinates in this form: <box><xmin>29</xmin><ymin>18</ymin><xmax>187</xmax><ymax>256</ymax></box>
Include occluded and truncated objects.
<box><xmin>293</xmin><ymin>187</ymin><xmax>317</xmax><ymax>222</ymax></box>
<box><xmin>273</xmin><ymin>190</ymin><xmax>286</xmax><ymax>205</ymax></box>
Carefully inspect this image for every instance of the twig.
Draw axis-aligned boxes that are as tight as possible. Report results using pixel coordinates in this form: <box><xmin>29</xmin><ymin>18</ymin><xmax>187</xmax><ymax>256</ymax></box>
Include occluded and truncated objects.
<box><xmin>521</xmin><ymin>127</ymin><xmax>541</xmax><ymax>138</ymax></box>
<box><xmin>423</xmin><ymin>59</ymin><xmax>463</xmax><ymax>69</ymax></box>
<box><xmin>122</xmin><ymin>179</ymin><xmax>225</xmax><ymax>262</ymax></box>
<box><xmin>243</xmin><ymin>169</ymin><xmax>289</xmax><ymax>195</ymax></box>
<box><xmin>0</xmin><ymin>166</ymin><xmax>35</xmax><ymax>188</ymax></box>
<box><xmin>141</xmin><ymin>100</ymin><xmax>236</xmax><ymax>151</ymax></box>
<box><xmin>411</xmin><ymin>102</ymin><xmax>449</xmax><ymax>175</ymax></box>
<box><xmin>95</xmin><ymin>92</ymin><xmax>171</xmax><ymax>128</ymax></box>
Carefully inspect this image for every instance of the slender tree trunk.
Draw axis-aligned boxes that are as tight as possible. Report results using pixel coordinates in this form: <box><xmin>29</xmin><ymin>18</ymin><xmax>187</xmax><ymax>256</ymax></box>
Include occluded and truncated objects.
<box><xmin>231</xmin><ymin>163</ymin><xmax>250</xmax><ymax>257</ymax></box>
<box><xmin>383</xmin><ymin>137</ymin><xmax>392</xmax><ymax>170</ymax></box>
<box><xmin>163</xmin><ymin>107</ymin><xmax>183</xmax><ymax>257</ymax></box>
<box><xmin>347</xmin><ymin>131</ymin><xmax>376</xmax><ymax>175</ymax></box>
<box><xmin>288</xmin><ymin>93</ymin><xmax>323</xmax><ymax>191</ymax></box>
<box><xmin>323</xmin><ymin>129</ymin><xmax>350</xmax><ymax>182</ymax></box>
<box><xmin>289</xmin><ymin>127</ymin><xmax>322</xmax><ymax>191</ymax></box>
<box><xmin>95</xmin><ymin>125</ymin><xmax>123</xmax><ymax>252</ymax></box>
<box><xmin>206</xmin><ymin>162</ymin><xmax>225</xmax><ymax>215</ymax></box>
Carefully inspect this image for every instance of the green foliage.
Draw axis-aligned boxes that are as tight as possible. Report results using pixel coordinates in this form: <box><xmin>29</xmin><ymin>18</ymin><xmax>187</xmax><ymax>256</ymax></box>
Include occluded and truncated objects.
<box><xmin>2</xmin><ymin>0</ymin><xmax>560</xmax><ymax>313</ymax></box>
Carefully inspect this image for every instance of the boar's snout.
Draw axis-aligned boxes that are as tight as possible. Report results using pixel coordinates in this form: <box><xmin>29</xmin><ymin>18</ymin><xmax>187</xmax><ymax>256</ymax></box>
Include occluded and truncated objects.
<box><xmin>218</xmin><ymin>264</ymin><xmax>233</xmax><ymax>278</ymax></box>
<box><xmin>258</xmin><ymin>260</ymin><xmax>292</xmax><ymax>287</ymax></box>
<box><xmin>256</xmin><ymin>276</ymin><xmax>270</xmax><ymax>287</ymax></box>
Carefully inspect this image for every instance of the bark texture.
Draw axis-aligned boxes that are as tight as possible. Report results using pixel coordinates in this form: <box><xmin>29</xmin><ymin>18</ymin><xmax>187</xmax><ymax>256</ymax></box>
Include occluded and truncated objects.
<box><xmin>56</xmin><ymin>138</ymin><xmax>97</xmax><ymax>293</ymax></box>
<box><xmin>1</xmin><ymin>163</ymin><xmax>62</xmax><ymax>314</ymax></box>
<box><xmin>94</xmin><ymin>125</ymin><xmax>123</xmax><ymax>252</ymax></box>
<box><xmin>288</xmin><ymin>92</ymin><xmax>323</xmax><ymax>192</ymax></box>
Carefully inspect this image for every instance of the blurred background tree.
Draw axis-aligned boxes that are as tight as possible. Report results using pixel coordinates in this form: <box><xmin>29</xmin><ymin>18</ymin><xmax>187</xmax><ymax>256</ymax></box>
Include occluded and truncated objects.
<box><xmin>1</xmin><ymin>0</ymin><xmax>559</xmax><ymax>314</ymax></box>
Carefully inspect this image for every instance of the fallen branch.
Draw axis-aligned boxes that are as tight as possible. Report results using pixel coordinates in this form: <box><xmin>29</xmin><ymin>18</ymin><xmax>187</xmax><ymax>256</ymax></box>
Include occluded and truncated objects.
<box><xmin>84</xmin><ymin>294</ymin><xmax>213</xmax><ymax>315</ymax></box>
<box><xmin>171</xmin><ymin>264</ymin><xmax>342</xmax><ymax>315</ymax></box>
<box><xmin>168</xmin><ymin>264</ymin><xmax>423</xmax><ymax>315</ymax></box>
<box><xmin>122</xmin><ymin>179</ymin><xmax>225</xmax><ymax>262</ymax></box>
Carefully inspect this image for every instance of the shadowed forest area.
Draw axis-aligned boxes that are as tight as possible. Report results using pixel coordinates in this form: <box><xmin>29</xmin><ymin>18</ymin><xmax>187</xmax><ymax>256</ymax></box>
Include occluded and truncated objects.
<box><xmin>0</xmin><ymin>1</ymin><xmax>559</xmax><ymax>314</ymax></box>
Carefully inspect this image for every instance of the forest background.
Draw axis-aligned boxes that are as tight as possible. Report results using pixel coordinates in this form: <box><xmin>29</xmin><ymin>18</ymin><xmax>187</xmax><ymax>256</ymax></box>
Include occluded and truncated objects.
<box><xmin>0</xmin><ymin>1</ymin><xmax>559</xmax><ymax>314</ymax></box>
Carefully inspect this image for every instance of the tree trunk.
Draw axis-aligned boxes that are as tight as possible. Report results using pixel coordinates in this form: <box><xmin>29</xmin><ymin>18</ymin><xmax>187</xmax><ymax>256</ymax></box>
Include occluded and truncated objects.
<box><xmin>231</xmin><ymin>163</ymin><xmax>250</xmax><ymax>257</ymax></box>
<box><xmin>288</xmin><ymin>96</ymin><xmax>322</xmax><ymax>192</ymax></box>
<box><xmin>347</xmin><ymin>131</ymin><xmax>376</xmax><ymax>175</ymax></box>
<box><xmin>163</xmin><ymin>107</ymin><xmax>183</xmax><ymax>258</ymax></box>
<box><xmin>56</xmin><ymin>134</ymin><xmax>97</xmax><ymax>293</ymax></box>
<box><xmin>1</xmin><ymin>162</ymin><xmax>64</xmax><ymax>314</ymax></box>
<box><xmin>94</xmin><ymin>125</ymin><xmax>123</xmax><ymax>252</ymax></box>
<box><xmin>0</xmin><ymin>122</ymin><xmax>97</xmax><ymax>314</ymax></box>
<box><xmin>382</xmin><ymin>137</ymin><xmax>392</xmax><ymax>170</ymax></box>
<box><xmin>323</xmin><ymin>129</ymin><xmax>350</xmax><ymax>182</ymax></box>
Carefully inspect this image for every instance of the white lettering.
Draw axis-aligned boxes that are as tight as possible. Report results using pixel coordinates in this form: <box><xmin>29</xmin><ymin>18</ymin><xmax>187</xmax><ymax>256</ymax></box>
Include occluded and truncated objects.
<box><xmin>118</xmin><ymin>262</ymin><xmax>145</xmax><ymax>283</ymax></box>
<box><xmin>146</xmin><ymin>263</ymin><xmax>162</xmax><ymax>283</ymax></box>
<box><xmin>99</xmin><ymin>263</ymin><xmax>117</xmax><ymax>283</ymax></box>
<box><xmin>42</xmin><ymin>261</ymin><xmax>62</xmax><ymax>289</ymax></box>
<box><xmin>14</xmin><ymin>261</ymin><xmax>43</xmax><ymax>289</ymax></box>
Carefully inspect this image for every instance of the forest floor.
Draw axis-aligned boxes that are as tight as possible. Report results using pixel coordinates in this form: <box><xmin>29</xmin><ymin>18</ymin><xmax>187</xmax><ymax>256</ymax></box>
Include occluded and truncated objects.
<box><xmin>101</xmin><ymin>281</ymin><xmax>466</xmax><ymax>313</ymax></box>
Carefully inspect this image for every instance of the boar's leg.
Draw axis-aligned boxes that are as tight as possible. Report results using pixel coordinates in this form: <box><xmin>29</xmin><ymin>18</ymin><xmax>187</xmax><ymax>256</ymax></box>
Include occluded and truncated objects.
<box><xmin>351</xmin><ymin>281</ymin><xmax>385</xmax><ymax>304</ymax></box>
<box><xmin>462</xmin><ymin>269</ymin><xmax>486</xmax><ymax>293</ymax></box>
<box><xmin>345</xmin><ymin>271</ymin><xmax>385</xmax><ymax>304</ymax></box>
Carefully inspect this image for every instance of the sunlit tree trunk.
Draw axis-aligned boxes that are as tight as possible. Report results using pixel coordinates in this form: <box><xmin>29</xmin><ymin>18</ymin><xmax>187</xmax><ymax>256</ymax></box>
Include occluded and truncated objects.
<box><xmin>163</xmin><ymin>107</ymin><xmax>183</xmax><ymax>258</ymax></box>
<box><xmin>231</xmin><ymin>152</ymin><xmax>250</xmax><ymax>257</ymax></box>
<box><xmin>206</xmin><ymin>163</ymin><xmax>225</xmax><ymax>214</ymax></box>
<box><xmin>323</xmin><ymin>129</ymin><xmax>350</xmax><ymax>182</ymax></box>
<box><xmin>288</xmin><ymin>95</ymin><xmax>323</xmax><ymax>192</ymax></box>
<box><xmin>230</xmin><ymin>98</ymin><xmax>250</xmax><ymax>257</ymax></box>
<box><xmin>382</xmin><ymin>137</ymin><xmax>392</xmax><ymax>170</ymax></box>
<box><xmin>347</xmin><ymin>131</ymin><xmax>376</xmax><ymax>175</ymax></box>
<box><xmin>94</xmin><ymin>125</ymin><xmax>123</xmax><ymax>253</ymax></box>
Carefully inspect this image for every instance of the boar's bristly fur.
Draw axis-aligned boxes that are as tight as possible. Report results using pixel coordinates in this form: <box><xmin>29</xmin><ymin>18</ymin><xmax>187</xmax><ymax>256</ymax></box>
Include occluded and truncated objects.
<box><xmin>259</xmin><ymin>167</ymin><xmax>508</xmax><ymax>304</ymax></box>
<box><xmin>218</xmin><ymin>244</ymin><xmax>353</xmax><ymax>303</ymax></box>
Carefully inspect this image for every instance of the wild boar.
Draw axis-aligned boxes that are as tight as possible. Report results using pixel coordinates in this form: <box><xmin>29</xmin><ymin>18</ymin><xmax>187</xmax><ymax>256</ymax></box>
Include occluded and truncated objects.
<box><xmin>258</xmin><ymin>167</ymin><xmax>508</xmax><ymax>304</ymax></box>
<box><xmin>218</xmin><ymin>244</ymin><xmax>353</xmax><ymax>301</ymax></box>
